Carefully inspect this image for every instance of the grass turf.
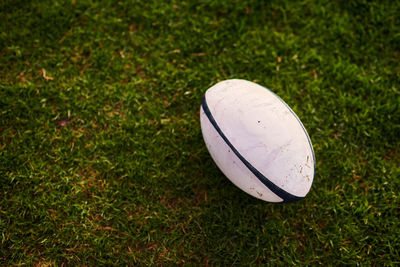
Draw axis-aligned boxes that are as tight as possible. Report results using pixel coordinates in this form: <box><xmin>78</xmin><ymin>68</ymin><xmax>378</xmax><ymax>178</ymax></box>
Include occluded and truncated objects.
<box><xmin>1</xmin><ymin>0</ymin><xmax>399</xmax><ymax>265</ymax></box>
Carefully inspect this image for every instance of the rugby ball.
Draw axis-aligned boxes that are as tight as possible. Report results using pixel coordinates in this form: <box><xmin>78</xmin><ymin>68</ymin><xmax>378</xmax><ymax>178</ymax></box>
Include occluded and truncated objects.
<box><xmin>200</xmin><ymin>79</ymin><xmax>315</xmax><ymax>203</ymax></box>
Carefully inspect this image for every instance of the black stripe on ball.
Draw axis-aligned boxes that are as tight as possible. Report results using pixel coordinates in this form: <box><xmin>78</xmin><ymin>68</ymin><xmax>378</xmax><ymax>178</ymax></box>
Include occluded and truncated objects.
<box><xmin>202</xmin><ymin>96</ymin><xmax>302</xmax><ymax>203</ymax></box>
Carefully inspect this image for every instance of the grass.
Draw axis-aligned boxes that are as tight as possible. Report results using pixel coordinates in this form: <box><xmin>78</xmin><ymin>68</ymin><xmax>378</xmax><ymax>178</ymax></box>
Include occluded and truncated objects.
<box><xmin>1</xmin><ymin>0</ymin><xmax>399</xmax><ymax>265</ymax></box>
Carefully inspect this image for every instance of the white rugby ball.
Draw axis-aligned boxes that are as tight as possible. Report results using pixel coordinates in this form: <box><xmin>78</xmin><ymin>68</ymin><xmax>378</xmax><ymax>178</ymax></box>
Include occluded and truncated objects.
<box><xmin>200</xmin><ymin>79</ymin><xmax>315</xmax><ymax>203</ymax></box>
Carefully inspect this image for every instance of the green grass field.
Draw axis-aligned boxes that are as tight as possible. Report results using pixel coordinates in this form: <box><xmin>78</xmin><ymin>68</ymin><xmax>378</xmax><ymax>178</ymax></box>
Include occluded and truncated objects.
<box><xmin>1</xmin><ymin>0</ymin><xmax>399</xmax><ymax>265</ymax></box>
